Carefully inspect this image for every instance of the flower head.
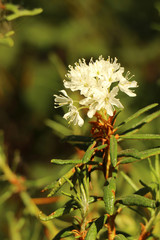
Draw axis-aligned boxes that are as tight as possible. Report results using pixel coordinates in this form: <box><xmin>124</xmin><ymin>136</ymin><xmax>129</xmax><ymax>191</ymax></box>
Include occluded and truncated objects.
<box><xmin>54</xmin><ymin>56</ymin><xmax>138</xmax><ymax>126</ymax></box>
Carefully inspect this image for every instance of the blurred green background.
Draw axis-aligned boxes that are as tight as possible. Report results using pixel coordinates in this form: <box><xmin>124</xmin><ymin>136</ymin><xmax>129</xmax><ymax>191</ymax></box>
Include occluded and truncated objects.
<box><xmin>0</xmin><ymin>0</ymin><xmax>160</xmax><ymax>239</ymax></box>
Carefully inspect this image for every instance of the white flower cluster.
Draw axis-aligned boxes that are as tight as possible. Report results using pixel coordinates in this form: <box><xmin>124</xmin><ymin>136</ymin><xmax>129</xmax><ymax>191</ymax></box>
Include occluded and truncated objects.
<box><xmin>54</xmin><ymin>56</ymin><xmax>138</xmax><ymax>127</ymax></box>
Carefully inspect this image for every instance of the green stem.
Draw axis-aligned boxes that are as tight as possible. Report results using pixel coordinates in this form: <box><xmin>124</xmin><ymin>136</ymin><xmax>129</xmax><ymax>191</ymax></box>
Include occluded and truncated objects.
<box><xmin>79</xmin><ymin>167</ymin><xmax>89</xmax><ymax>235</ymax></box>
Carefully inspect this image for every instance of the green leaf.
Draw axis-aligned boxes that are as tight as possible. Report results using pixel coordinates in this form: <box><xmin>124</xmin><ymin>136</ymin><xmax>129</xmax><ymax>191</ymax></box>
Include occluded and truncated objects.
<box><xmin>51</xmin><ymin>142</ymin><xmax>107</xmax><ymax>166</ymax></box>
<box><xmin>82</xmin><ymin>142</ymin><xmax>107</xmax><ymax>164</ymax></box>
<box><xmin>5</xmin><ymin>4</ymin><xmax>43</xmax><ymax>21</ymax></box>
<box><xmin>118</xmin><ymin>194</ymin><xmax>158</xmax><ymax>208</ymax></box>
<box><xmin>39</xmin><ymin>200</ymin><xmax>76</xmax><ymax>221</ymax></box>
<box><xmin>45</xmin><ymin>119</ymin><xmax>72</xmax><ymax>138</ymax></box>
<box><xmin>117</xmin><ymin>103</ymin><xmax>158</xmax><ymax>128</ymax></box>
<box><xmin>110</xmin><ymin>135</ymin><xmax>117</xmax><ymax>167</ymax></box>
<box><xmin>42</xmin><ymin>167</ymin><xmax>75</xmax><ymax>197</ymax></box>
<box><xmin>85</xmin><ymin>222</ymin><xmax>97</xmax><ymax>240</ymax></box>
<box><xmin>52</xmin><ymin>226</ymin><xmax>74</xmax><ymax>240</ymax></box>
<box><xmin>85</xmin><ymin>215</ymin><xmax>107</xmax><ymax>240</ymax></box>
<box><xmin>136</xmin><ymin>147</ymin><xmax>160</xmax><ymax>159</ymax></box>
<box><xmin>118</xmin><ymin>149</ymin><xmax>140</xmax><ymax>159</ymax></box>
<box><xmin>120</xmin><ymin>134</ymin><xmax>160</xmax><ymax>140</ymax></box>
<box><xmin>51</xmin><ymin>159</ymin><xmax>81</xmax><ymax>165</ymax></box>
<box><xmin>114</xmin><ymin>234</ymin><xmax>128</xmax><ymax>240</ymax></box>
<box><xmin>103</xmin><ymin>177</ymin><xmax>116</xmax><ymax>215</ymax></box>
<box><xmin>120</xmin><ymin>171</ymin><xmax>138</xmax><ymax>191</ymax></box>
<box><xmin>118</xmin><ymin>157</ymin><xmax>139</xmax><ymax>164</ymax></box>
<box><xmin>119</xmin><ymin>147</ymin><xmax>160</xmax><ymax>165</ymax></box>
<box><xmin>119</xmin><ymin>109</ymin><xmax>160</xmax><ymax>135</ymax></box>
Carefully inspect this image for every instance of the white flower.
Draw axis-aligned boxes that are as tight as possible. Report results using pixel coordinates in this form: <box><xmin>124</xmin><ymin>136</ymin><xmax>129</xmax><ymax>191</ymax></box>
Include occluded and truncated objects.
<box><xmin>80</xmin><ymin>86</ymin><xmax>123</xmax><ymax>118</ymax></box>
<box><xmin>64</xmin><ymin>59</ymin><xmax>92</xmax><ymax>96</ymax></box>
<box><xmin>54</xmin><ymin>90</ymin><xmax>73</xmax><ymax>108</ymax></box>
<box><xmin>89</xmin><ymin>56</ymin><xmax>122</xmax><ymax>89</ymax></box>
<box><xmin>54</xmin><ymin>56</ymin><xmax>138</xmax><ymax>126</ymax></box>
<box><xmin>64</xmin><ymin>105</ymin><xmax>84</xmax><ymax>127</ymax></box>
<box><xmin>118</xmin><ymin>73</ymin><xmax>138</xmax><ymax>97</ymax></box>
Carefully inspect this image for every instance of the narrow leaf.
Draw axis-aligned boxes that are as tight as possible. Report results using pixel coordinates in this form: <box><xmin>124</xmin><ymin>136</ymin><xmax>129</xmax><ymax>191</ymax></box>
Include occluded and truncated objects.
<box><xmin>51</xmin><ymin>159</ymin><xmax>81</xmax><ymax>165</ymax></box>
<box><xmin>137</xmin><ymin>147</ymin><xmax>160</xmax><ymax>159</ymax></box>
<box><xmin>110</xmin><ymin>135</ymin><xmax>117</xmax><ymax>167</ymax></box>
<box><xmin>118</xmin><ymin>194</ymin><xmax>158</xmax><ymax>208</ymax></box>
<box><xmin>53</xmin><ymin>226</ymin><xmax>74</xmax><ymax>240</ymax></box>
<box><xmin>120</xmin><ymin>110</ymin><xmax>160</xmax><ymax>135</ymax></box>
<box><xmin>118</xmin><ymin>149</ymin><xmax>140</xmax><ymax>159</ymax></box>
<box><xmin>39</xmin><ymin>200</ymin><xmax>76</xmax><ymax>221</ymax></box>
<box><xmin>82</xmin><ymin>141</ymin><xmax>96</xmax><ymax>163</ymax></box>
<box><xmin>82</xmin><ymin>142</ymin><xmax>107</xmax><ymax>164</ymax></box>
<box><xmin>120</xmin><ymin>172</ymin><xmax>138</xmax><ymax>191</ymax></box>
<box><xmin>119</xmin><ymin>147</ymin><xmax>160</xmax><ymax>165</ymax></box>
<box><xmin>45</xmin><ymin>119</ymin><xmax>72</xmax><ymax>138</ymax></box>
<box><xmin>120</xmin><ymin>134</ymin><xmax>160</xmax><ymax>140</ymax></box>
<box><xmin>42</xmin><ymin>167</ymin><xmax>75</xmax><ymax>197</ymax></box>
<box><xmin>103</xmin><ymin>177</ymin><xmax>116</xmax><ymax>215</ymax></box>
<box><xmin>85</xmin><ymin>215</ymin><xmax>107</xmax><ymax>240</ymax></box>
<box><xmin>117</xmin><ymin>103</ymin><xmax>158</xmax><ymax>128</ymax></box>
<box><xmin>85</xmin><ymin>222</ymin><xmax>97</xmax><ymax>240</ymax></box>
<box><xmin>119</xmin><ymin>157</ymin><xmax>139</xmax><ymax>164</ymax></box>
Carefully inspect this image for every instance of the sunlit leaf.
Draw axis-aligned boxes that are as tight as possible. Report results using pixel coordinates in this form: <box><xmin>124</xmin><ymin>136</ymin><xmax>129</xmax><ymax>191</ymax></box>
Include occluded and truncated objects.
<box><xmin>5</xmin><ymin>4</ymin><xmax>43</xmax><ymax>21</ymax></box>
<box><xmin>118</xmin><ymin>148</ymin><xmax>140</xmax><ymax>158</ymax></box>
<box><xmin>118</xmin><ymin>194</ymin><xmax>158</xmax><ymax>208</ymax></box>
<box><xmin>119</xmin><ymin>147</ymin><xmax>160</xmax><ymax>165</ymax></box>
<box><xmin>119</xmin><ymin>110</ymin><xmax>160</xmax><ymax>135</ymax></box>
<box><xmin>42</xmin><ymin>167</ymin><xmax>75</xmax><ymax>197</ymax></box>
<box><xmin>85</xmin><ymin>222</ymin><xmax>97</xmax><ymax>240</ymax></box>
<box><xmin>110</xmin><ymin>135</ymin><xmax>117</xmax><ymax>167</ymax></box>
<box><xmin>51</xmin><ymin>159</ymin><xmax>81</xmax><ymax>165</ymax></box>
<box><xmin>82</xmin><ymin>142</ymin><xmax>107</xmax><ymax>164</ymax></box>
<box><xmin>103</xmin><ymin>177</ymin><xmax>116</xmax><ymax>215</ymax></box>
<box><xmin>117</xmin><ymin>103</ymin><xmax>158</xmax><ymax>128</ymax></box>
<box><xmin>86</xmin><ymin>215</ymin><xmax>107</xmax><ymax>240</ymax></box>
<box><xmin>120</xmin><ymin>134</ymin><xmax>160</xmax><ymax>140</ymax></box>
<box><xmin>39</xmin><ymin>200</ymin><xmax>77</xmax><ymax>221</ymax></box>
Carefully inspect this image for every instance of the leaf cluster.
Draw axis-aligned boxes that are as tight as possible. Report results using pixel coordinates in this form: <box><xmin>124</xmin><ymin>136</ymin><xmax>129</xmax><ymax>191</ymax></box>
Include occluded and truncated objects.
<box><xmin>41</xmin><ymin>104</ymin><xmax>160</xmax><ymax>239</ymax></box>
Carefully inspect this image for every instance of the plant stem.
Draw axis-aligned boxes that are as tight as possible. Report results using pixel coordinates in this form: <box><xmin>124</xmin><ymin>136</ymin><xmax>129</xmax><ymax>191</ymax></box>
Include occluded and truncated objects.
<box><xmin>107</xmin><ymin>215</ymin><xmax>116</xmax><ymax>240</ymax></box>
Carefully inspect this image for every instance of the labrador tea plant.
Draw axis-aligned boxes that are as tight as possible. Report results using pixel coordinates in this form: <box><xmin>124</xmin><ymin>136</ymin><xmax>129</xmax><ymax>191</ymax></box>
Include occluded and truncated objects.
<box><xmin>40</xmin><ymin>56</ymin><xmax>160</xmax><ymax>240</ymax></box>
